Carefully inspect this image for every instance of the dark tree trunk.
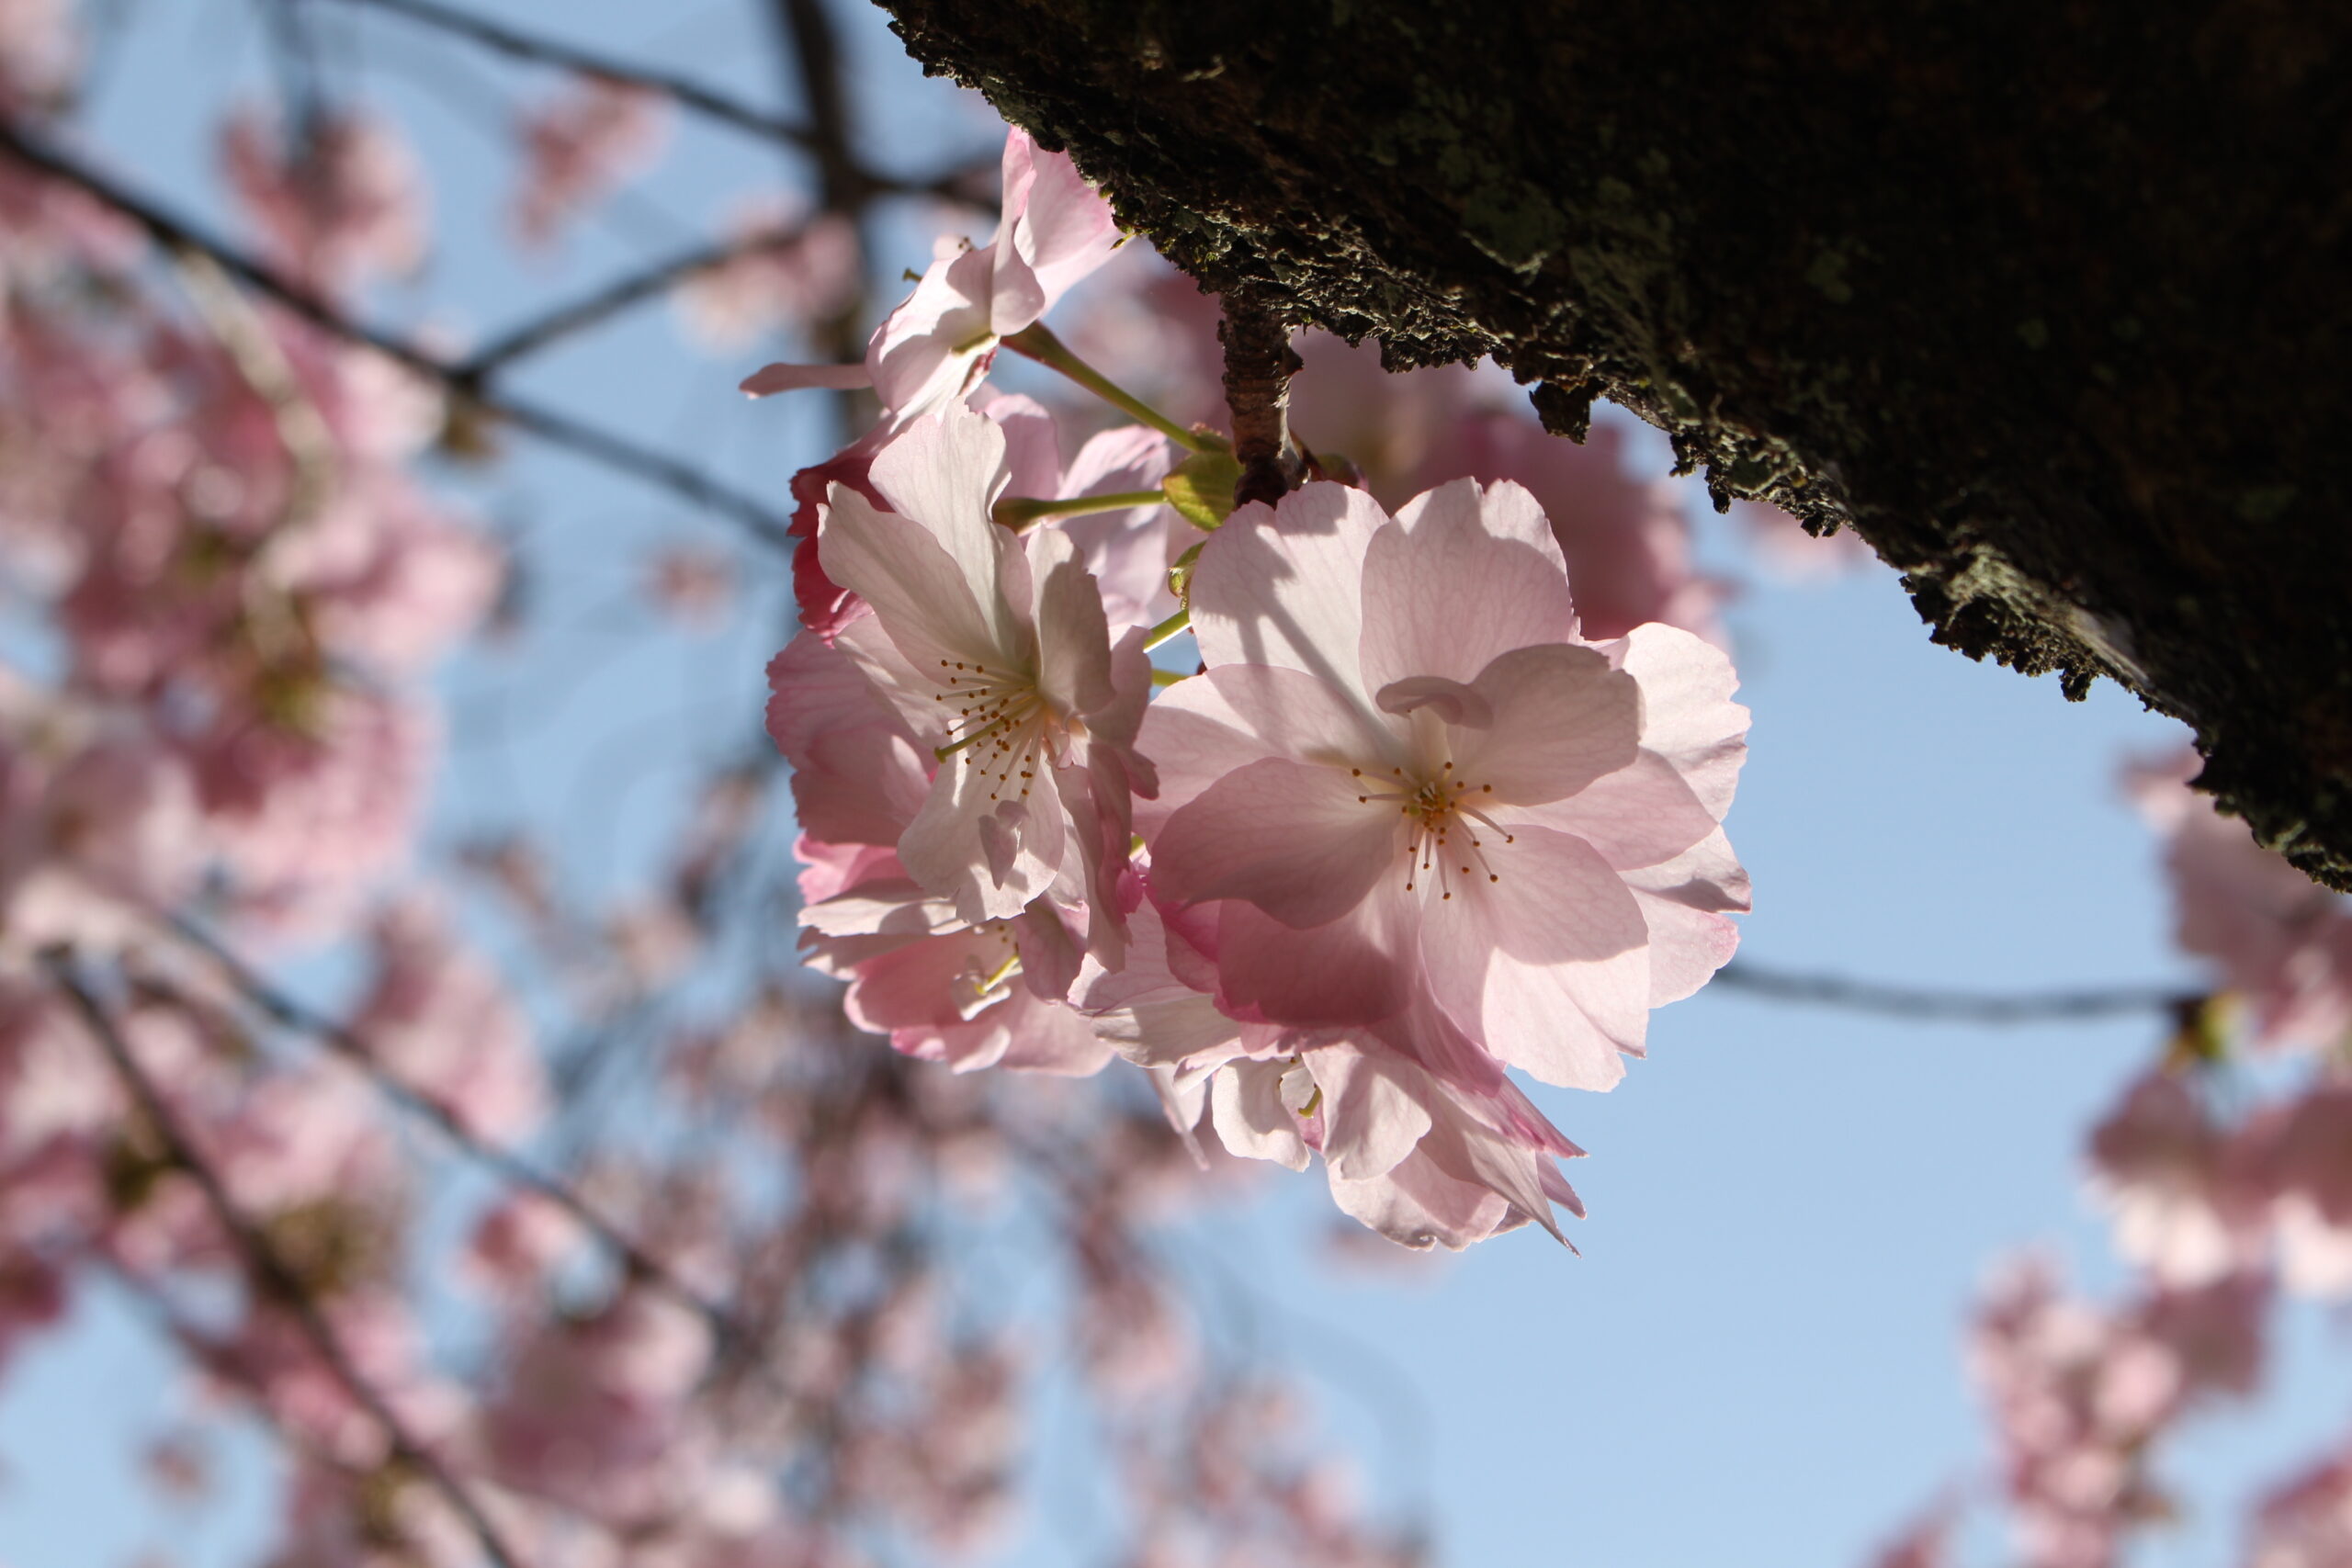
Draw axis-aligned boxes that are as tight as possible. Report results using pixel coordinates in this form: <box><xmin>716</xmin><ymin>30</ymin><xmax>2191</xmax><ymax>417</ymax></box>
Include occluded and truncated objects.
<box><xmin>878</xmin><ymin>0</ymin><xmax>2352</xmax><ymax>887</ymax></box>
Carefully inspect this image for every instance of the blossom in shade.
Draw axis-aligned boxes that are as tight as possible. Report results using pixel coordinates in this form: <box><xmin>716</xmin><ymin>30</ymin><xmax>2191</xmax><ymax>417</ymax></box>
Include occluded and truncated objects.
<box><xmin>1076</xmin><ymin>896</ymin><xmax>1587</xmax><ymax>1247</ymax></box>
<box><xmin>797</xmin><ymin>837</ymin><xmax>1110</xmax><ymax>1077</ymax></box>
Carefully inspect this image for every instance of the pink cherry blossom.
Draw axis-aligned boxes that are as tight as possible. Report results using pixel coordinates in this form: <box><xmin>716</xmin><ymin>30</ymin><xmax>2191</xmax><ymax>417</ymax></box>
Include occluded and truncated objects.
<box><xmin>1408</xmin><ymin>407</ymin><xmax>1725</xmax><ymax>644</ymax></box>
<box><xmin>1139</xmin><ymin>477</ymin><xmax>1745</xmax><ymax>1089</ymax></box>
<box><xmin>220</xmin><ymin>106</ymin><xmax>428</xmax><ymax>297</ymax></box>
<box><xmin>346</xmin><ymin>896</ymin><xmax>544</xmax><ymax>1143</ymax></box>
<box><xmin>0</xmin><ymin>0</ymin><xmax>71</xmax><ymax>108</ymax></box>
<box><xmin>1076</xmin><ymin>894</ymin><xmax>1589</xmax><ymax>1247</ymax></box>
<box><xmin>1861</xmin><ymin>1506</ymin><xmax>1954</xmax><ymax>1568</ymax></box>
<box><xmin>2085</xmin><ymin>1068</ymin><xmax>2257</xmax><ymax>1286</ymax></box>
<box><xmin>813</xmin><ymin>402</ymin><xmax>1153</xmax><ymax>931</ymax></box>
<box><xmin>740</xmin><ymin>127</ymin><xmax>1119</xmax><ymax>418</ymax></box>
<box><xmin>2129</xmin><ymin>749</ymin><xmax>2352</xmax><ymax>1051</ymax></box>
<box><xmin>0</xmin><ymin>729</ymin><xmax>202</xmax><ymax>953</ymax></box>
<box><xmin>481</xmin><ymin>1288</ymin><xmax>714</xmax><ymax>1526</ymax></box>
<box><xmin>676</xmin><ymin>199</ymin><xmax>862</xmax><ymax>351</ymax></box>
<box><xmin>2249</xmin><ymin>1447</ymin><xmax>2352</xmax><ymax>1568</ymax></box>
<box><xmin>1051</xmin><ymin>423</ymin><xmax>1183</xmax><ymax>631</ymax></box>
<box><xmin>510</xmin><ymin>74</ymin><xmax>670</xmax><ymax>251</ymax></box>
<box><xmin>798</xmin><ymin>848</ymin><xmax>1110</xmax><ymax>1076</ymax></box>
<box><xmin>193</xmin><ymin>686</ymin><xmax>435</xmax><ymax>940</ymax></box>
<box><xmin>2243</xmin><ymin>1085</ymin><xmax>2352</xmax><ymax>1296</ymax></box>
<box><xmin>772</xmin><ymin>623</ymin><xmax>1113</xmax><ymax>1074</ymax></box>
<box><xmin>1970</xmin><ymin>1257</ymin><xmax>2266</xmax><ymax>1568</ymax></box>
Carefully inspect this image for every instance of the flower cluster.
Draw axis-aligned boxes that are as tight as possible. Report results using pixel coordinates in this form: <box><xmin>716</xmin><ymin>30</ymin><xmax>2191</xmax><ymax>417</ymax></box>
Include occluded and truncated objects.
<box><xmin>761</xmin><ymin>130</ymin><xmax>1749</xmax><ymax>1248</ymax></box>
<box><xmin>1969</xmin><ymin>1258</ymin><xmax>2265</xmax><ymax>1568</ymax></box>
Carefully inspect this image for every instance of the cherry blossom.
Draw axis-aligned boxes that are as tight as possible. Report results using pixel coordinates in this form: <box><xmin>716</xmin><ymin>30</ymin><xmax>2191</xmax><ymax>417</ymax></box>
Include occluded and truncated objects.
<box><xmin>771</xmin><ymin>624</ymin><xmax>1112</xmax><ymax>1074</ymax></box>
<box><xmin>511</xmin><ymin>74</ymin><xmax>670</xmax><ymax>249</ymax></box>
<box><xmin>2249</xmin><ymin>1446</ymin><xmax>2352</xmax><ymax>1568</ymax></box>
<box><xmin>345</xmin><ymin>897</ymin><xmax>543</xmax><ymax>1142</ymax></box>
<box><xmin>676</xmin><ymin>199</ymin><xmax>862</xmax><ymax>351</ymax></box>
<box><xmin>220</xmin><ymin>107</ymin><xmax>428</xmax><ymax>297</ymax></box>
<box><xmin>1140</xmin><ymin>477</ymin><xmax>1745</xmax><ymax>1088</ymax></box>
<box><xmin>746</xmin><ymin>129</ymin><xmax>1124</xmax><ymax>640</ymax></box>
<box><xmin>2085</xmin><ymin>1067</ymin><xmax>2256</xmax><ymax>1286</ymax></box>
<box><xmin>2129</xmin><ymin>749</ymin><xmax>2352</xmax><ymax>1051</ymax></box>
<box><xmin>812</xmin><ymin>401</ymin><xmax>1154</xmax><ymax>930</ymax></box>
<box><xmin>741</xmin><ymin>128</ymin><xmax>1120</xmax><ymax>419</ymax></box>
<box><xmin>1970</xmin><ymin>1257</ymin><xmax>2266</xmax><ymax>1568</ymax></box>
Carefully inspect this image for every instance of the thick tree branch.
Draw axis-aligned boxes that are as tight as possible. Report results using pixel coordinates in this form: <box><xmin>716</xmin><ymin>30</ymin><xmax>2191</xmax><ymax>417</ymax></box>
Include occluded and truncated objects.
<box><xmin>50</xmin><ymin>959</ymin><xmax>530</xmax><ymax>1568</ymax></box>
<box><xmin>878</xmin><ymin>0</ymin><xmax>2352</xmax><ymax>889</ymax></box>
<box><xmin>1219</xmin><ymin>285</ymin><xmax>1303</xmax><ymax>508</ymax></box>
<box><xmin>0</xmin><ymin>116</ymin><xmax>796</xmax><ymax>547</ymax></box>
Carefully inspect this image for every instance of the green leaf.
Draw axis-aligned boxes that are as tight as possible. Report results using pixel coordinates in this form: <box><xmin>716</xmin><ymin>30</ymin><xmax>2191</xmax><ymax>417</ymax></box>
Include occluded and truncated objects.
<box><xmin>1160</xmin><ymin>450</ymin><xmax>1243</xmax><ymax>530</ymax></box>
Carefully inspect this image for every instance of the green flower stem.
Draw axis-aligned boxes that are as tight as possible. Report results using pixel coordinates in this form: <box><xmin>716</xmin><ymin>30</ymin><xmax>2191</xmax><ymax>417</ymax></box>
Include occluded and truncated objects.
<box><xmin>1143</xmin><ymin>607</ymin><xmax>1192</xmax><ymax>651</ymax></box>
<box><xmin>991</xmin><ymin>490</ymin><xmax>1167</xmax><ymax>531</ymax></box>
<box><xmin>1001</xmin><ymin>322</ymin><xmax>1229</xmax><ymax>455</ymax></box>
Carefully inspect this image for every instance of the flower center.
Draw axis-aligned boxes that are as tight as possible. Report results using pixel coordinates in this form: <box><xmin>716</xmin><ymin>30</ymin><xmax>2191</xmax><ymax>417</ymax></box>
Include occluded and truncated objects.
<box><xmin>932</xmin><ymin>659</ymin><xmax>1053</xmax><ymax>802</ymax></box>
<box><xmin>1351</xmin><ymin>761</ymin><xmax>1514</xmax><ymax>900</ymax></box>
<box><xmin>951</xmin><ymin>923</ymin><xmax>1022</xmax><ymax>1018</ymax></box>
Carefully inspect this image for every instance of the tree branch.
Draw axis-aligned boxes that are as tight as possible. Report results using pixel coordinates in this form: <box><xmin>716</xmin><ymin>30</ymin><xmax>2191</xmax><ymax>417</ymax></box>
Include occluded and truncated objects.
<box><xmin>877</xmin><ymin>0</ymin><xmax>2352</xmax><ymax>891</ymax></box>
<box><xmin>1713</xmin><ymin>962</ymin><xmax>2201</xmax><ymax>1026</ymax></box>
<box><xmin>1218</xmin><ymin>286</ymin><xmax>1303</xmax><ymax>508</ymax></box>
<box><xmin>0</xmin><ymin>115</ymin><xmax>795</xmax><ymax>548</ymax></box>
<box><xmin>317</xmin><ymin>0</ymin><xmax>816</xmax><ymax>149</ymax></box>
<box><xmin>767</xmin><ymin>0</ymin><xmax>875</xmax><ymax>413</ymax></box>
<box><xmin>48</xmin><ymin>957</ymin><xmax>531</xmax><ymax>1568</ymax></box>
<box><xmin>159</xmin><ymin>915</ymin><xmax>738</xmax><ymax>1340</ymax></box>
<box><xmin>458</xmin><ymin>223</ymin><xmax>809</xmax><ymax>378</ymax></box>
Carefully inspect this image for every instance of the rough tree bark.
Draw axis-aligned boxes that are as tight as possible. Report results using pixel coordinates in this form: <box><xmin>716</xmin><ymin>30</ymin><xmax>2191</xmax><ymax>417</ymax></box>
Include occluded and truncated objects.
<box><xmin>877</xmin><ymin>0</ymin><xmax>2352</xmax><ymax>888</ymax></box>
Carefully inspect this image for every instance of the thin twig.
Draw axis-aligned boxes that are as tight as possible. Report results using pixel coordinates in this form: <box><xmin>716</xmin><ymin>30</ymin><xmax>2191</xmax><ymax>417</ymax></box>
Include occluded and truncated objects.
<box><xmin>318</xmin><ymin>0</ymin><xmax>814</xmax><ymax>149</ymax></box>
<box><xmin>48</xmin><ymin>957</ymin><xmax>531</xmax><ymax>1568</ymax></box>
<box><xmin>460</xmin><ymin>223</ymin><xmax>809</xmax><ymax>377</ymax></box>
<box><xmin>1713</xmin><ymin>961</ymin><xmax>2200</xmax><ymax>1024</ymax></box>
<box><xmin>255</xmin><ymin>0</ymin><xmax>330</xmax><ymax>150</ymax></box>
<box><xmin>773</xmin><ymin>0</ymin><xmax>853</xmax><ymax>209</ymax></box>
<box><xmin>0</xmin><ymin>116</ymin><xmax>795</xmax><ymax>548</ymax></box>
<box><xmin>768</xmin><ymin>0</ymin><xmax>874</xmax><ymax>420</ymax></box>
<box><xmin>160</xmin><ymin>914</ymin><xmax>739</xmax><ymax>1339</ymax></box>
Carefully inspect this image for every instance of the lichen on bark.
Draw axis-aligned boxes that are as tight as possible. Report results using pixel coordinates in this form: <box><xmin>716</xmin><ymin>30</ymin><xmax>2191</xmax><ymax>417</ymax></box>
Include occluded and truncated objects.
<box><xmin>880</xmin><ymin>0</ymin><xmax>2352</xmax><ymax>888</ymax></box>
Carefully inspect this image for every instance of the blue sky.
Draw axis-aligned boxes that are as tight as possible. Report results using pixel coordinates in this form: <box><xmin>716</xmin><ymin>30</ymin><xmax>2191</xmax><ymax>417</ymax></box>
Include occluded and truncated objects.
<box><xmin>4</xmin><ymin>5</ymin><xmax>2345</xmax><ymax>1567</ymax></box>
